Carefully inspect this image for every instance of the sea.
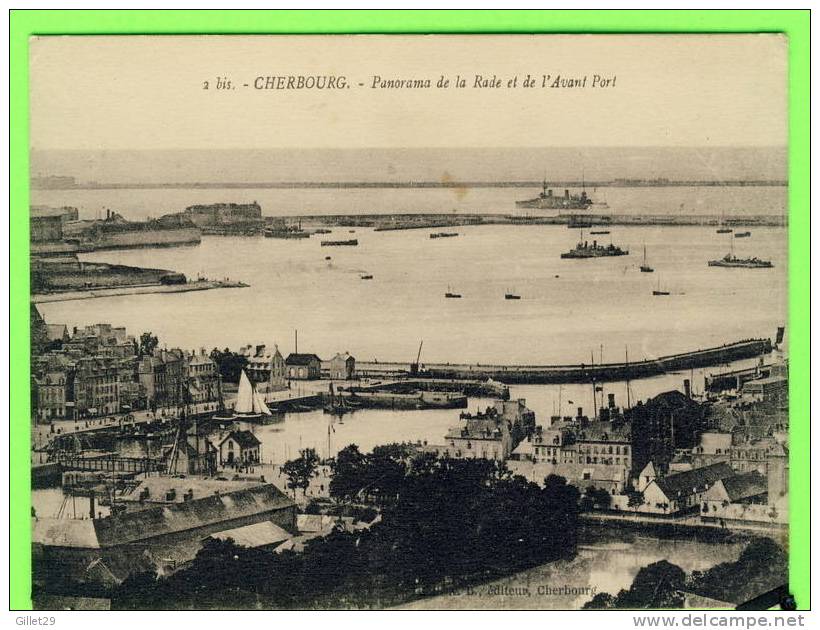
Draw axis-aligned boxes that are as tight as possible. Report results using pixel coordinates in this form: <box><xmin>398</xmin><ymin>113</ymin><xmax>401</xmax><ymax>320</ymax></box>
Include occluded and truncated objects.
<box><xmin>32</xmin><ymin>185</ymin><xmax>787</xmax><ymax>593</ymax></box>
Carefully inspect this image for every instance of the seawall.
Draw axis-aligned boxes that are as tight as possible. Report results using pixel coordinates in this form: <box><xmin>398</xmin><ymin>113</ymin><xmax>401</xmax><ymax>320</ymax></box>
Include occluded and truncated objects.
<box><xmin>357</xmin><ymin>338</ymin><xmax>772</xmax><ymax>385</ymax></box>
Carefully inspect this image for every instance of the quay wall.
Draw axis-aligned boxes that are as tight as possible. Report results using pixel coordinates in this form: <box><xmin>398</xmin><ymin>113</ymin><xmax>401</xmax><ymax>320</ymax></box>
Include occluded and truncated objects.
<box><xmin>357</xmin><ymin>339</ymin><xmax>772</xmax><ymax>385</ymax></box>
<box><xmin>76</xmin><ymin>227</ymin><xmax>201</xmax><ymax>251</ymax></box>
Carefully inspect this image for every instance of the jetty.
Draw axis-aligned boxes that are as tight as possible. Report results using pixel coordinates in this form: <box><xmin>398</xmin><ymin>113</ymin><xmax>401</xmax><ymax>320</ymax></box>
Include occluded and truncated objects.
<box><xmin>356</xmin><ymin>338</ymin><xmax>772</xmax><ymax>385</ymax></box>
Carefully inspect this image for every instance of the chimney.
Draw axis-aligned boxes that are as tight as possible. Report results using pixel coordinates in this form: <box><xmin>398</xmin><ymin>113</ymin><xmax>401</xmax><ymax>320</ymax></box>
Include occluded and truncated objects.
<box><xmin>684</xmin><ymin>379</ymin><xmax>691</xmax><ymax>399</ymax></box>
<box><xmin>295</xmin><ymin>329</ymin><xmax>298</xmax><ymax>354</ymax></box>
<box><xmin>577</xmin><ymin>406</ymin><xmax>583</xmax><ymax>418</ymax></box>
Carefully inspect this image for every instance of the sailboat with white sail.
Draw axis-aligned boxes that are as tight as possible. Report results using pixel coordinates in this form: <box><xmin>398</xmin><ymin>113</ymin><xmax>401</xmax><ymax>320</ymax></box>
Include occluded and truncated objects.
<box><xmin>215</xmin><ymin>369</ymin><xmax>273</xmax><ymax>422</ymax></box>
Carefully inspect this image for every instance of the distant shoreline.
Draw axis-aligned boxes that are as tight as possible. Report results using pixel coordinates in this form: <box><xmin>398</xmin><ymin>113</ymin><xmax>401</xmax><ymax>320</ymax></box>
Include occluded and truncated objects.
<box><xmin>31</xmin><ymin>179</ymin><xmax>787</xmax><ymax>191</ymax></box>
<box><xmin>31</xmin><ymin>279</ymin><xmax>248</xmax><ymax>304</ymax></box>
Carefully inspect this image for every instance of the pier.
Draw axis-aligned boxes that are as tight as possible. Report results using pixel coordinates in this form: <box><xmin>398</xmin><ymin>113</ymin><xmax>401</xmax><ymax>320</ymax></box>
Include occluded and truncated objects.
<box><xmin>357</xmin><ymin>338</ymin><xmax>772</xmax><ymax>385</ymax></box>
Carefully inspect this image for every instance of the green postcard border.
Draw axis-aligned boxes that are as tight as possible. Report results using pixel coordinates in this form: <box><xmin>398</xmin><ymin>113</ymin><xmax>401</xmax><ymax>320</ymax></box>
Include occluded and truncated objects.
<box><xmin>9</xmin><ymin>9</ymin><xmax>810</xmax><ymax>611</ymax></box>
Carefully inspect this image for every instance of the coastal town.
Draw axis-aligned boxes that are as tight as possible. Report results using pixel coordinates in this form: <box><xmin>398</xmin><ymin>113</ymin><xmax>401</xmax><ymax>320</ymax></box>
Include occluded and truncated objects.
<box><xmin>30</xmin><ymin>280</ymin><xmax>789</xmax><ymax>608</ymax></box>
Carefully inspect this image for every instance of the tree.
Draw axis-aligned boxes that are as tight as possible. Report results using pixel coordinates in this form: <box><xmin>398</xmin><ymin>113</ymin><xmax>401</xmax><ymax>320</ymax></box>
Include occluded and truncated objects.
<box><xmin>587</xmin><ymin>560</ymin><xmax>686</xmax><ymax>609</ymax></box>
<box><xmin>583</xmin><ymin>592</ymin><xmax>615</xmax><ymax>609</ymax></box>
<box><xmin>139</xmin><ymin>332</ymin><xmax>159</xmax><ymax>357</ymax></box>
<box><xmin>281</xmin><ymin>448</ymin><xmax>320</xmax><ymax>498</ymax></box>
<box><xmin>329</xmin><ymin>444</ymin><xmax>367</xmax><ymax>502</ymax></box>
<box><xmin>627</xmin><ymin>489</ymin><xmax>645</xmax><ymax>511</ymax></box>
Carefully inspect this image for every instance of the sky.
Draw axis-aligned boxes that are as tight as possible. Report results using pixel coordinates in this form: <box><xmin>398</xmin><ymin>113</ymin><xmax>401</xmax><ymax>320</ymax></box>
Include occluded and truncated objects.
<box><xmin>29</xmin><ymin>34</ymin><xmax>788</xmax><ymax>152</ymax></box>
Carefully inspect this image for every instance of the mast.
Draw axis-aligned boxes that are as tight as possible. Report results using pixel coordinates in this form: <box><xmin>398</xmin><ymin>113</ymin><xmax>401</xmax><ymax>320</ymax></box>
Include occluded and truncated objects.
<box><xmin>591</xmin><ymin>350</ymin><xmax>598</xmax><ymax>420</ymax></box>
<box><xmin>625</xmin><ymin>346</ymin><xmax>631</xmax><ymax>409</ymax></box>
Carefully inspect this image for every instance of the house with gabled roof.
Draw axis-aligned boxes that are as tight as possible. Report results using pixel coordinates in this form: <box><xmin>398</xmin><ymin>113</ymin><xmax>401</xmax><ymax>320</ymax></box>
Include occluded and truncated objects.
<box><xmin>640</xmin><ymin>462</ymin><xmax>735</xmax><ymax>515</ymax></box>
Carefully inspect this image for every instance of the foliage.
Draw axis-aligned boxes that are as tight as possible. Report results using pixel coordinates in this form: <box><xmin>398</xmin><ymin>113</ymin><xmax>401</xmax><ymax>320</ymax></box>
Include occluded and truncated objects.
<box><xmin>111</xmin><ymin>452</ymin><xmax>581</xmax><ymax>610</ymax></box>
<box><xmin>281</xmin><ymin>448</ymin><xmax>320</xmax><ymax>497</ymax></box>
<box><xmin>582</xmin><ymin>592</ymin><xmax>615</xmax><ymax>609</ymax></box>
<box><xmin>686</xmin><ymin>537</ymin><xmax>787</xmax><ymax>604</ymax></box>
<box><xmin>581</xmin><ymin>486</ymin><xmax>613</xmax><ymax>511</ymax></box>
<box><xmin>209</xmin><ymin>348</ymin><xmax>248</xmax><ymax>383</ymax></box>
<box><xmin>583</xmin><ymin>560</ymin><xmax>686</xmax><ymax>609</ymax></box>
<box><xmin>627</xmin><ymin>489</ymin><xmax>645</xmax><ymax>509</ymax></box>
<box><xmin>138</xmin><ymin>332</ymin><xmax>159</xmax><ymax>357</ymax></box>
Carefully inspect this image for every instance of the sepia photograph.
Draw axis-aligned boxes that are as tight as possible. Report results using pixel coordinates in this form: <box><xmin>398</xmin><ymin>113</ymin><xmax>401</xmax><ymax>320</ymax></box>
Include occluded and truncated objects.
<box><xmin>26</xmin><ymin>33</ymin><xmax>790</xmax><ymax>611</ymax></box>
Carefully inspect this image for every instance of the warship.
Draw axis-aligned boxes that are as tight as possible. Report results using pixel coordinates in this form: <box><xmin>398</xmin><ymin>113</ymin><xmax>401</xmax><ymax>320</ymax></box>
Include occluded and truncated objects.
<box><xmin>708</xmin><ymin>254</ymin><xmax>773</xmax><ymax>268</ymax></box>
<box><xmin>561</xmin><ymin>236</ymin><xmax>628</xmax><ymax>259</ymax></box>
<box><xmin>516</xmin><ymin>178</ymin><xmax>593</xmax><ymax>210</ymax></box>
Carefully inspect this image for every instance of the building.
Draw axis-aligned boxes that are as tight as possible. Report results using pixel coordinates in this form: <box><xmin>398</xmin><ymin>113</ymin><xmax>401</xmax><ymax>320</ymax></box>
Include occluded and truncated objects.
<box><xmin>639</xmin><ymin>462</ymin><xmax>735</xmax><ymax>515</ymax></box>
<box><xmin>72</xmin><ymin>357</ymin><xmax>121</xmax><ymax>417</ymax></box>
<box><xmin>285</xmin><ymin>353</ymin><xmax>322</xmax><ymax>380</ymax></box>
<box><xmin>576</xmin><ymin>421</ymin><xmax>632</xmax><ymax>470</ymax></box>
<box><xmin>742</xmin><ymin>375</ymin><xmax>788</xmax><ymax>403</ymax></box>
<box><xmin>526</xmin><ymin>422</ymin><xmax>578</xmax><ymax>465</ymax></box>
<box><xmin>30</xmin><ymin>213</ymin><xmax>64</xmax><ymax>242</ymax></box>
<box><xmin>137</xmin><ymin>349</ymin><xmax>186</xmax><ymax>408</ymax></box>
<box><xmin>185</xmin><ymin>348</ymin><xmax>219</xmax><ymax>404</ymax></box>
<box><xmin>33</xmin><ymin>480</ymin><xmax>297</xmax><ymax>597</ymax></box>
<box><xmin>703</xmin><ymin>471</ymin><xmax>768</xmax><ymax>506</ymax></box>
<box><xmin>327</xmin><ymin>352</ymin><xmax>356</xmax><ymax>380</ymax></box>
<box><xmin>218</xmin><ymin>430</ymin><xmax>262</xmax><ymax>465</ymax></box>
<box><xmin>433</xmin><ymin>414</ymin><xmax>513</xmax><ymax>461</ymax></box>
<box><xmin>269</xmin><ymin>345</ymin><xmax>286</xmax><ymax>390</ymax></box>
<box><xmin>164</xmin><ymin>424</ymin><xmax>218</xmax><ymax>475</ymax></box>
<box><xmin>507</xmin><ymin>460</ymin><xmax>630</xmax><ymax>495</ymax></box>
<box><xmin>33</xmin><ymin>371</ymin><xmax>69</xmax><ymax>423</ymax></box>
<box><xmin>629</xmin><ymin>390</ymin><xmax>705</xmax><ymax>476</ymax></box>
<box><xmin>730</xmin><ymin>436</ymin><xmax>783</xmax><ymax>475</ymax></box>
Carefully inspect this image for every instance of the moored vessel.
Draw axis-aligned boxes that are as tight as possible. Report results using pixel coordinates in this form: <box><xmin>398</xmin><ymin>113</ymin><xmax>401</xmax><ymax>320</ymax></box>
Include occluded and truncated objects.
<box><xmin>640</xmin><ymin>245</ymin><xmax>654</xmax><ymax>273</ymax></box>
<box><xmin>561</xmin><ymin>234</ymin><xmax>628</xmax><ymax>259</ymax></box>
<box><xmin>708</xmin><ymin>254</ymin><xmax>773</xmax><ymax>268</ymax></box>
<box><xmin>516</xmin><ymin>177</ymin><xmax>593</xmax><ymax>210</ymax></box>
<box><xmin>321</xmin><ymin>239</ymin><xmax>358</xmax><ymax>246</ymax></box>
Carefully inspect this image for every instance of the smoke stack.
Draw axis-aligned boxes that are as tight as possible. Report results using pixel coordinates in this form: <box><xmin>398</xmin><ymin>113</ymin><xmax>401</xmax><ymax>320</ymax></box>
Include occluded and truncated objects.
<box><xmin>608</xmin><ymin>393</ymin><xmax>616</xmax><ymax>408</ymax></box>
<box><xmin>565</xmin><ymin>189</ymin><xmax>570</xmax><ymax>199</ymax></box>
<box><xmin>577</xmin><ymin>406</ymin><xmax>583</xmax><ymax>418</ymax></box>
<box><xmin>295</xmin><ymin>329</ymin><xmax>298</xmax><ymax>354</ymax></box>
<box><xmin>684</xmin><ymin>379</ymin><xmax>691</xmax><ymax>399</ymax></box>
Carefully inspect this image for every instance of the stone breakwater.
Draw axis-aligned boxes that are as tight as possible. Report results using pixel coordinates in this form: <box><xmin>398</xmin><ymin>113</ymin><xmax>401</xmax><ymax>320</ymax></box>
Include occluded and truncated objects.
<box><xmin>356</xmin><ymin>338</ymin><xmax>773</xmax><ymax>384</ymax></box>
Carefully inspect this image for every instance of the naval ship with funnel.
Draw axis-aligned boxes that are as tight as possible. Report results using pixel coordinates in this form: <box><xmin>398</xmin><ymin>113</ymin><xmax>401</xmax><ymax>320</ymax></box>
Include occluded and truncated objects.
<box><xmin>516</xmin><ymin>177</ymin><xmax>594</xmax><ymax>210</ymax></box>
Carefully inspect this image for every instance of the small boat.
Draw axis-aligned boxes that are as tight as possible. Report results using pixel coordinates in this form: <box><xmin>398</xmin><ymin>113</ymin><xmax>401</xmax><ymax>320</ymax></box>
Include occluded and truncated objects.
<box><xmin>324</xmin><ymin>256</ymin><xmax>331</xmax><ymax>260</ymax></box>
<box><xmin>639</xmin><ymin>245</ymin><xmax>654</xmax><ymax>273</ymax></box>
<box><xmin>716</xmin><ymin>228</ymin><xmax>733</xmax><ymax>234</ymax></box>
<box><xmin>430</xmin><ymin>232</ymin><xmax>459</xmax><ymax>239</ymax></box>
<box><xmin>321</xmin><ymin>239</ymin><xmax>358</xmax><ymax>247</ymax></box>
<box><xmin>445</xmin><ymin>285</ymin><xmax>462</xmax><ymax>299</ymax></box>
<box><xmin>314</xmin><ymin>228</ymin><xmax>332</xmax><ymax>234</ymax></box>
<box><xmin>589</xmin><ymin>230</ymin><xmax>610</xmax><ymax>235</ymax></box>
<box><xmin>349</xmin><ymin>230</ymin><xmax>356</xmax><ymax>233</ymax></box>
<box><xmin>734</xmin><ymin>231</ymin><xmax>751</xmax><ymax>238</ymax></box>
<box><xmin>652</xmin><ymin>277</ymin><xmax>670</xmax><ymax>296</ymax></box>
<box><xmin>360</xmin><ymin>274</ymin><xmax>373</xmax><ymax>280</ymax></box>
<box><xmin>504</xmin><ymin>288</ymin><xmax>521</xmax><ymax>300</ymax></box>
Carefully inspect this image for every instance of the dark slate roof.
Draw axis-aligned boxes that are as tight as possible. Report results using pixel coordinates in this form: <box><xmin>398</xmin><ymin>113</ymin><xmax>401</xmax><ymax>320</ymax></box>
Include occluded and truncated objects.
<box><xmin>93</xmin><ymin>483</ymin><xmax>294</xmax><ymax>547</ymax></box>
<box><xmin>655</xmin><ymin>462</ymin><xmax>735</xmax><ymax>499</ymax></box>
<box><xmin>446</xmin><ymin>418</ymin><xmax>506</xmax><ymax>440</ymax></box>
<box><xmin>722</xmin><ymin>471</ymin><xmax>768</xmax><ymax>502</ymax></box>
<box><xmin>577</xmin><ymin>421</ymin><xmax>631</xmax><ymax>443</ymax></box>
<box><xmin>645</xmin><ymin>390</ymin><xmax>702</xmax><ymax>411</ymax></box>
<box><xmin>285</xmin><ymin>353</ymin><xmax>322</xmax><ymax>365</ymax></box>
<box><xmin>221</xmin><ymin>430</ymin><xmax>261</xmax><ymax>449</ymax></box>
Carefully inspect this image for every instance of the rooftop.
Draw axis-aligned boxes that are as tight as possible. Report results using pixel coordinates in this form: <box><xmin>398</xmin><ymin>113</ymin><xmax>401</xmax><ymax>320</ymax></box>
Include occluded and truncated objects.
<box><xmin>286</xmin><ymin>353</ymin><xmax>322</xmax><ymax>365</ymax></box>
<box><xmin>655</xmin><ymin>462</ymin><xmax>735</xmax><ymax>499</ymax></box>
